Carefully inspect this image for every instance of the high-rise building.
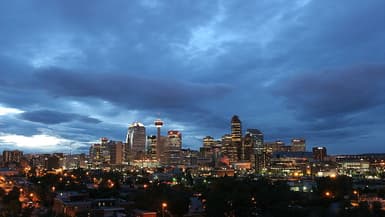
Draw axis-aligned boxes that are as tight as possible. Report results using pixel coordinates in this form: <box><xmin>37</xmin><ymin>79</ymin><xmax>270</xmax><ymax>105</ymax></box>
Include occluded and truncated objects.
<box><xmin>203</xmin><ymin>136</ymin><xmax>215</xmax><ymax>148</ymax></box>
<box><xmin>212</xmin><ymin>140</ymin><xmax>223</xmax><ymax>167</ymax></box>
<box><xmin>2</xmin><ymin>150</ymin><xmax>23</xmax><ymax>164</ymax></box>
<box><xmin>201</xmin><ymin>136</ymin><xmax>214</xmax><ymax>160</ymax></box>
<box><xmin>45</xmin><ymin>153</ymin><xmax>64</xmax><ymax>170</ymax></box>
<box><xmin>245</xmin><ymin>129</ymin><xmax>265</xmax><ymax>172</ymax></box>
<box><xmin>165</xmin><ymin>130</ymin><xmax>182</xmax><ymax>165</ymax></box>
<box><xmin>313</xmin><ymin>147</ymin><xmax>327</xmax><ymax>162</ymax></box>
<box><xmin>154</xmin><ymin>119</ymin><xmax>164</xmax><ymax>161</ymax></box>
<box><xmin>265</xmin><ymin>140</ymin><xmax>285</xmax><ymax>153</ymax></box>
<box><xmin>126</xmin><ymin>122</ymin><xmax>146</xmax><ymax>161</ymax></box>
<box><xmin>291</xmin><ymin>139</ymin><xmax>306</xmax><ymax>152</ymax></box>
<box><xmin>231</xmin><ymin>115</ymin><xmax>243</xmax><ymax>161</ymax></box>
<box><xmin>147</xmin><ymin>135</ymin><xmax>157</xmax><ymax>160</ymax></box>
<box><xmin>64</xmin><ymin>153</ymin><xmax>87</xmax><ymax>169</ymax></box>
<box><xmin>109</xmin><ymin>141</ymin><xmax>124</xmax><ymax>165</ymax></box>
<box><xmin>222</xmin><ymin>134</ymin><xmax>237</xmax><ymax>164</ymax></box>
<box><xmin>89</xmin><ymin>137</ymin><xmax>111</xmax><ymax>168</ymax></box>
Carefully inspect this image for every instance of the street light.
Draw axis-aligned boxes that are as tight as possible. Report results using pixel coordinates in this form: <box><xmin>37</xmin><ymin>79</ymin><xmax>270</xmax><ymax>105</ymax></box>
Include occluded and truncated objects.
<box><xmin>162</xmin><ymin>202</ymin><xmax>167</xmax><ymax>217</ymax></box>
<box><xmin>353</xmin><ymin>190</ymin><xmax>360</xmax><ymax>201</ymax></box>
<box><xmin>324</xmin><ymin>191</ymin><xmax>331</xmax><ymax>197</ymax></box>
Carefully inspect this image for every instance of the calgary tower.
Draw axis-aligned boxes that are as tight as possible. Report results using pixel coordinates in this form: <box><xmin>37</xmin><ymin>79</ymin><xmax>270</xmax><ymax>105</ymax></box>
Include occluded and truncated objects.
<box><xmin>154</xmin><ymin>119</ymin><xmax>164</xmax><ymax>160</ymax></box>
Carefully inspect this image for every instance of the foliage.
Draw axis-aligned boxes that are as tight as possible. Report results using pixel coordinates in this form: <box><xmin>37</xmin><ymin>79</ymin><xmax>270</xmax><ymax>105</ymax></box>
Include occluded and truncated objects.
<box><xmin>1</xmin><ymin>187</ymin><xmax>21</xmax><ymax>217</ymax></box>
<box><xmin>204</xmin><ymin>177</ymin><xmax>299</xmax><ymax>217</ymax></box>
<box><xmin>315</xmin><ymin>176</ymin><xmax>352</xmax><ymax>199</ymax></box>
<box><xmin>135</xmin><ymin>183</ymin><xmax>190</xmax><ymax>217</ymax></box>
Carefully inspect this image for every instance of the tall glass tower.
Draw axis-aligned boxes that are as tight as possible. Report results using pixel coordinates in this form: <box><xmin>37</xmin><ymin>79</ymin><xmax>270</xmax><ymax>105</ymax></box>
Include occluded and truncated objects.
<box><xmin>126</xmin><ymin>122</ymin><xmax>146</xmax><ymax>161</ymax></box>
<box><xmin>231</xmin><ymin>115</ymin><xmax>243</xmax><ymax>161</ymax></box>
<box><xmin>245</xmin><ymin>129</ymin><xmax>264</xmax><ymax>173</ymax></box>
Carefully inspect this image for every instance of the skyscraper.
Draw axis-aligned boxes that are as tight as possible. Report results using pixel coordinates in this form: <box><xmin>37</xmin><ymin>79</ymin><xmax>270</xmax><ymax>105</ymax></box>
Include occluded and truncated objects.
<box><xmin>109</xmin><ymin>140</ymin><xmax>124</xmax><ymax>165</ymax></box>
<box><xmin>126</xmin><ymin>122</ymin><xmax>146</xmax><ymax>161</ymax></box>
<box><xmin>245</xmin><ymin>129</ymin><xmax>264</xmax><ymax>173</ymax></box>
<box><xmin>89</xmin><ymin>137</ymin><xmax>110</xmax><ymax>168</ymax></box>
<box><xmin>313</xmin><ymin>147</ymin><xmax>327</xmax><ymax>162</ymax></box>
<box><xmin>222</xmin><ymin>134</ymin><xmax>237</xmax><ymax>164</ymax></box>
<box><xmin>154</xmin><ymin>119</ymin><xmax>164</xmax><ymax>161</ymax></box>
<box><xmin>166</xmin><ymin>130</ymin><xmax>182</xmax><ymax>165</ymax></box>
<box><xmin>231</xmin><ymin>115</ymin><xmax>243</xmax><ymax>161</ymax></box>
<box><xmin>291</xmin><ymin>139</ymin><xmax>306</xmax><ymax>152</ymax></box>
<box><xmin>2</xmin><ymin>150</ymin><xmax>23</xmax><ymax>164</ymax></box>
<box><xmin>147</xmin><ymin>135</ymin><xmax>157</xmax><ymax>160</ymax></box>
<box><xmin>201</xmin><ymin>136</ymin><xmax>214</xmax><ymax>160</ymax></box>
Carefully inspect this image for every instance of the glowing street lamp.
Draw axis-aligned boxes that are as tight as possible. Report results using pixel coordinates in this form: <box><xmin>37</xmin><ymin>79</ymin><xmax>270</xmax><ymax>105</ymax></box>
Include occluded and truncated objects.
<box><xmin>324</xmin><ymin>191</ymin><xmax>331</xmax><ymax>197</ymax></box>
<box><xmin>353</xmin><ymin>190</ymin><xmax>360</xmax><ymax>201</ymax></box>
<box><xmin>162</xmin><ymin>202</ymin><xmax>167</xmax><ymax>217</ymax></box>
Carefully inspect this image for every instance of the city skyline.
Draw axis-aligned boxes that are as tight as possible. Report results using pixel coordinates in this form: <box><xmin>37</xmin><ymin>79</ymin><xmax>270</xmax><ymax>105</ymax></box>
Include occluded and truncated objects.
<box><xmin>0</xmin><ymin>1</ymin><xmax>384</xmax><ymax>154</ymax></box>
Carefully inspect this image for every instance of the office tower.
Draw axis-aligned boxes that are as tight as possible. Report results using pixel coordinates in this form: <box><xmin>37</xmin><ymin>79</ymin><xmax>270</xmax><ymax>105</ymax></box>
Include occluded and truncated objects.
<box><xmin>231</xmin><ymin>115</ymin><xmax>243</xmax><ymax>161</ymax></box>
<box><xmin>154</xmin><ymin>119</ymin><xmax>164</xmax><ymax>160</ymax></box>
<box><xmin>263</xmin><ymin>140</ymin><xmax>284</xmax><ymax>169</ymax></box>
<box><xmin>2</xmin><ymin>150</ymin><xmax>23</xmax><ymax>164</ymax></box>
<box><xmin>243</xmin><ymin>134</ymin><xmax>253</xmax><ymax>161</ymax></box>
<box><xmin>44</xmin><ymin>153</ymin><xmax>64</xmax><ymax>170</ymax></box>
<box><xmin>265</xmin><ymin>140</ymin><xmax>285</xmax><ymax>153</ymax></box>
<box><xmin>222</xmin><ymin>134</ymin><xmax>237</xmax><ymax>164</ymax></box>
<box><xmin>165</xmin><ymin>130</ymin><xmax>182</xmax><ymax>165</ymax></box>
<box><xmin>245</xmin><ymin>129</ymin><xmax>264</xmax><ymax>172</ymax></box>
<box><xmin>313</xmin><ymin>147</ymin><xmax>327</xmax><ymax>162</ymax></box>
<box><xmin>212</xmin><ymin>140</ymin><xmax>223</xmax><ymax>167</ymax></box>
<box><xmin>201</xmin><ymin>136</ymin><xmax>214</xmax><ymax>159</ymax></box>
<box><xmin>89</xmin><ymin>138</ymin><xmax>111</xmax><ymax>168</ymax></box>
<box><xmin>64</xmin><ymin>153</ymin><xmax>87</xmax><ymax>169</ymax></box>
<box><xmin>147</xmin><ymin>135</ymin><xmax>157</xmax><ymax>160</ymax></box>
<box><xmin>109</xmin><ymin>141</ymin><xmax>124</xmax><ymax>165</ymax></box>
<box><xmin>180</xmin><ymin>148</ymin><xmax>199</xmax><ymax>167</ymax></box>
<box><xmin>291</xmin><ymin>139</ymin><xmax>306</xmax><ymax>152</ymax></box>
<box><xmin>100</xmin><ymin>137</ymin><xmax>111</xmax><ymax>164</ymax></box>
<box><xmin>203</xmin><ymin>136</ymin><xmax>215</xmax><ymax>147</ymax></box>
<box><xmin>126</xmin><ymin>122</ymin><xmax>146</xmax><ymax>161</ymax></box>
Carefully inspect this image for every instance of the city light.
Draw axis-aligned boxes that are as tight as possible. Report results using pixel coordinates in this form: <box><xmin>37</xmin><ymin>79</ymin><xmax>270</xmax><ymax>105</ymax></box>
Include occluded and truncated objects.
<box><xmin>324</xmin><ymin>191</ymin><xmax>331</xmax><ymax>197</ymax></box>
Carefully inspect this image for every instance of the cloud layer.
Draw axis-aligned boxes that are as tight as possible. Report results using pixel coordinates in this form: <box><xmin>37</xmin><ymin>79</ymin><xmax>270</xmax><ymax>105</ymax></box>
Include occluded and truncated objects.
<box><xmin>0</xmin><ymin>0</ymin><xmax>384</xmax><ymax>154</ymax></box>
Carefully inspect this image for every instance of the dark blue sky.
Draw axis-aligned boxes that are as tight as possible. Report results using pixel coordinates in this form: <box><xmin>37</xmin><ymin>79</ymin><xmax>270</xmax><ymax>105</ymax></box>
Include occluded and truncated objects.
<box><xmin>0</xmin><ymin>1</ymin><xmax>384</xmax><ymax>154</ymax></box>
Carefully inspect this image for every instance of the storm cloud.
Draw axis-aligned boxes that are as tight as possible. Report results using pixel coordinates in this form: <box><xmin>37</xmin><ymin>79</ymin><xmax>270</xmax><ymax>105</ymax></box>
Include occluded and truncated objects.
<box><xmin>20</xmin><ymin>110</ymin><xmax>101</xmax><ymax>124</ymax></box>
<box><xmin>33</xmin><ymin>68</ymin><xmax>232</xmax><ymax>110</ymax></box>
<box><xmin>0</xmin><ymin>0</ymin><xmax>384</xmax><ymax>153</ymax></box>
<box><xmin>274</xmin><ymin>65</ymin><xmax>385</xmax><ymax>120</ymax></box>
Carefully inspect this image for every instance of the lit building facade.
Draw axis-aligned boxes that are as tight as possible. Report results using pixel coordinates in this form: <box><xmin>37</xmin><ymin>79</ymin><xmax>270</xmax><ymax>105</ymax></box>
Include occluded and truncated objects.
<box><xmin>201</xmin><ymin>136</ymin><xmax>214</xmax><ymax>159</ymax></box>
<box><xmin>165</xmin><ymin>130</ymin><xmax>182</xmax><ymax>166</ymax></box>
<box><xmin>154</xmin><ymin>119</ymin><xmax>164</xmax><ymax>161</ymax></box>
<box><xmin>109</xmin><ymin>141</ymin><xmax>124</xmax><ymax>165</ymax></box>
<box><xmin>312</xmin><ymin>147</ymin><xmax>327</xmax><ymax>162</ymax></box>
<box><xmin>147</xmin><ymin>135</ymin><xmax>157</xmax><ymax>160</ymax></box>
<box><xmin>2</xmin><ymin>150</ymin><xmax>23</xmax><ymax>164</ymax></box>
<box><xmin>126</xmin><ymin>122</ymin><xmax>146</xmax><ymax>162</ymax></box>
<box><xmin>265</xmin><ymin>140</ymin><xmax>285</xmax><ymax>153</ymax></box>
<box><xmin>245</xmin><ymin>129</ymin><xmax>265</xmax><ymax>172</ymax></box>
<box><xmin>89</xmin><ymin>137</ymin><xmax>110</xmax><ymax>168</ymax></box>
<box><xmin>222</xmin><ymin>134</ymin><xmax>237</xmax><ymax>164</ymax></box>
<box><xmin>291</xmin><ymin>138</ymin><xmax>306</xmax><ymax>152</ymax></box>
<box><xmin>231</xmin><ymin>115</ymin><xmax>243</xmax><ymax>161</ymax></box>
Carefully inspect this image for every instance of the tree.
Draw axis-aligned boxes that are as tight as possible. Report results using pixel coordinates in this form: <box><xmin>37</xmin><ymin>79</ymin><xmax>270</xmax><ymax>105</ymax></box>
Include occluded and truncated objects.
<box><xmin>2</xmin><ymin>187</ymin><xmax>21</xmax><ymax>217</ymax></box>
<box><xmin>316</xmin><ymin>176</ymin><xmax>352</xmax><ymax>199</ymax></box>
<box><xmin>135</xmin><ymin>183</ymin><xmax>190</xmax><ymax>217</ymax></box>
